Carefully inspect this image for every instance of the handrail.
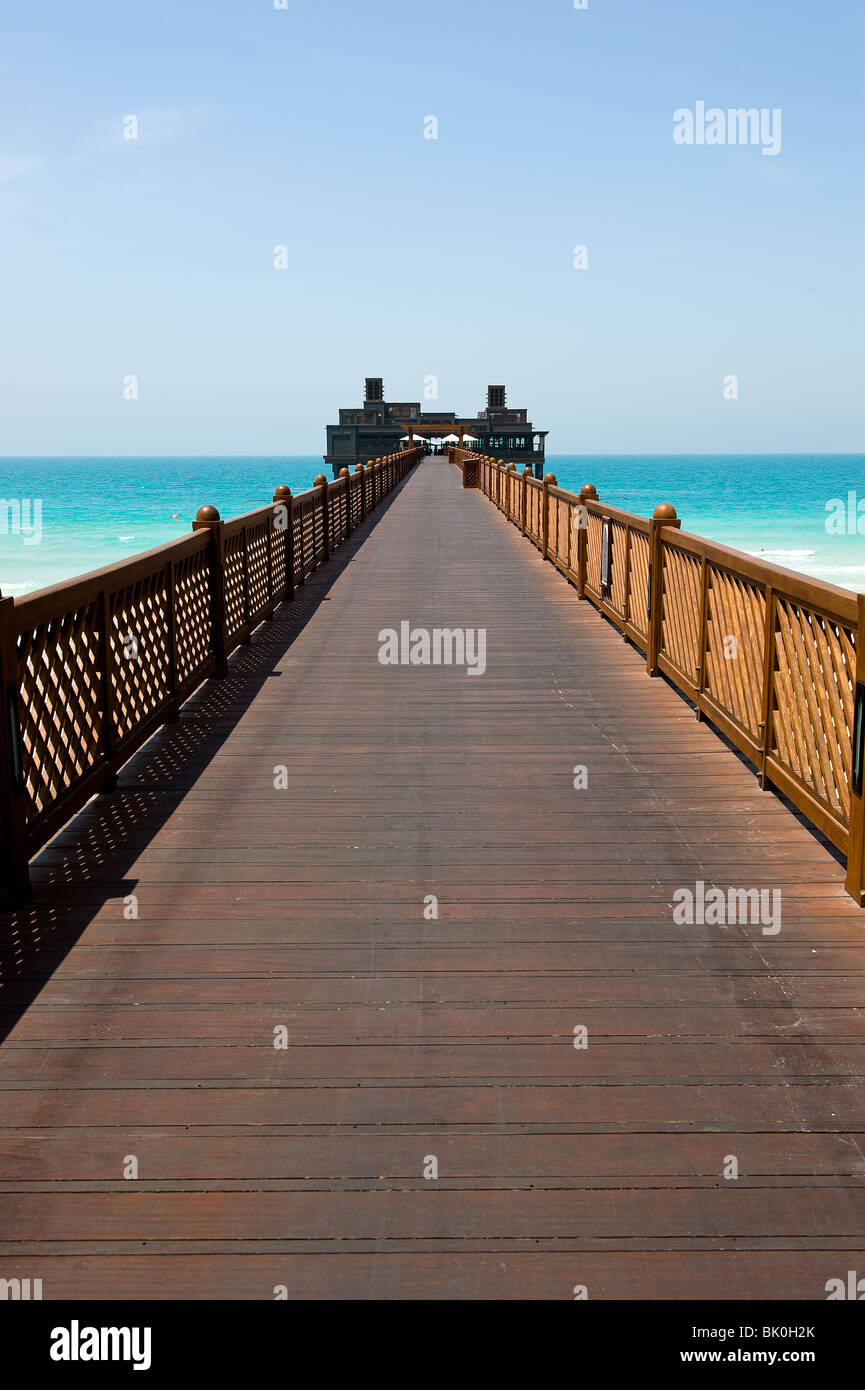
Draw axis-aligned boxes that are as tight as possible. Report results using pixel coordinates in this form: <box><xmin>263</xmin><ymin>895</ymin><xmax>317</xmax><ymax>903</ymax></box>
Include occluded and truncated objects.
<box><xmin>452</xmin><ymin>446</ymin><xmax>865</xmax><ymax>906</ymax></box>
<box><xmin>0</xmin><ymin>449</ymin><xmax>423</xmax><ymax>904</ymax></box>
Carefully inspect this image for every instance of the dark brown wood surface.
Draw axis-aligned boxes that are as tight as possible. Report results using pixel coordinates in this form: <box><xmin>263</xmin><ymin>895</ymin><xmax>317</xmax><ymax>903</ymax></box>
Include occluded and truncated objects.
<box><xmin>0</xmin><ymin>458</ymin><xmax>863</xmax><ymax>1300</ymax></box>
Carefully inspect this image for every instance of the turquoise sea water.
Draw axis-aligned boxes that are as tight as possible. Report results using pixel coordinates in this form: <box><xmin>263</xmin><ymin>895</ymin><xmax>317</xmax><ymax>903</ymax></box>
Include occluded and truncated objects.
<box><xmin>551</xmin><ymin>454</ymin><xmax>865</xmax><ymax>593</ymax></box>
<box><xmin>0</xmin><ymin>455</ymin><xmax>863</xmax><ymax>597</ymax></box>
<box><xmin>0</xmin><ymin>457</ymin><xmax>321</xmax><ymax>598</ymax></box>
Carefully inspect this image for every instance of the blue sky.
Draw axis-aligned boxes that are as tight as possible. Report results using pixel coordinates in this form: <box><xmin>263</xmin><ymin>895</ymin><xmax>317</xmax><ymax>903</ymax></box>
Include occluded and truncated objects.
<box><xmin>0</xmin><ymin>0</ymin><xmax>862</xmax><ymax>454</ymax></box>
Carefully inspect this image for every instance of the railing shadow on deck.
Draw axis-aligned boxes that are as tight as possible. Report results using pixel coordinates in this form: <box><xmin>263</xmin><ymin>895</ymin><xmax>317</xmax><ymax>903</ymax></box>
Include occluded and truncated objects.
<box><xmin>0</xmin><ymin>464</ymin><xmax>418</xmax><ymax>1041</ymax></box>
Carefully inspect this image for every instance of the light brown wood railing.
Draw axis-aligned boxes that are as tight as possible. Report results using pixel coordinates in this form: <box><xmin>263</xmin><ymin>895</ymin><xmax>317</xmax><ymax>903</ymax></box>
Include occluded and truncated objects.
<box><xmin>452</xmin><ymin>447</ymin><xmax>865</xmax><ymax>907</ymax></box>
<box><xmin>0</xmin><ymin>450</ymin><xmax>422</xmax><ymax>904</ymax></box>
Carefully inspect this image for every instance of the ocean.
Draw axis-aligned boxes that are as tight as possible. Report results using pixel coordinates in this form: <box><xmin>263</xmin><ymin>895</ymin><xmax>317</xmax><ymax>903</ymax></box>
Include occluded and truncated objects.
<box><xmin>1</xmin><ymin>454</ymin><xmax>863</xmax><ymax>598</ymax></box>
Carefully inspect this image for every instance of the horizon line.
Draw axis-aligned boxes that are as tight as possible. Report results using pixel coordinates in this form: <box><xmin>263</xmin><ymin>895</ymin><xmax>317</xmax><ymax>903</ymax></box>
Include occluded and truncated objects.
<box><xmin>1</xmin><ymin>451</ymin><xmax>864</xmax><ymax>461</ymax></box>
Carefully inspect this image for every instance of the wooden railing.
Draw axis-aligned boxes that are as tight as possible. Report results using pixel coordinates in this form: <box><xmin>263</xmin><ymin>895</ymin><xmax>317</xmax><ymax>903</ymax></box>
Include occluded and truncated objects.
<box><xmin>0</xmin><ymin>450</ymin><xmax>422</xmax><ymax>904</ymax></box>
<box><xmin>454</xmin><ymin>448</ymin><xmax>865</xmax><ymax>907</ymax></box>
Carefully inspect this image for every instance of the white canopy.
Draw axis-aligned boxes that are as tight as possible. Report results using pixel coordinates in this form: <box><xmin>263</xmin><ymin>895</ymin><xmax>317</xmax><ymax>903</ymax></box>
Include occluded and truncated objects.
<box><xmin>440</xmin><ymin>433</ymin><xmax>460</xmax><ymax>444</ymax></box>
<box><xmin>463</xmin><ymin>434</ymin><xmax>479</xmax><ymax>443</ymax></box>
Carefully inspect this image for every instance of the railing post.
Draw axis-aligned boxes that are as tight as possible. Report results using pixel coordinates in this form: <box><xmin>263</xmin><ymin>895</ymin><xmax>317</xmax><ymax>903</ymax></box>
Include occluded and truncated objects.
<box><xmin>577</xmin><ymin>484</ymin><xmax>597</xmax><ymax>598</ymax></box>
<box><xmin>507</xmin><ymin>463</ymin><xmax>516</xmax><ymax>521</ymax></box>
<box><xmin>0</xmin><ymin>594</ymin><xmax>31</xmax><ymax>905</ymax></box>
<box><xmin>542</xmin><ymin>472</ymin><xmax>557</xmax><ymax>560</ymax></box>
<box><xmin>647</xmin><ymin>503</ymin><xmax>679</xmax><ymax>676</ymax></box>
<box><xmin>339</xmin><ymin>469</ymin><xmax>352</xmax><ymax>539</ymax></box>
<box><xmin>355</xmin><ymin>463</ymin><xmax>366</xmax><ymax>522</ymax></box>
<box><xmin>845</xmin><ymin>594</ymin><xmax>865</xmax><ymax>904</ymax></box>
<box><xmin>193</xmin><ymin>505</ymin><xmax>228</xmax><ymax>679</ymax></box>
<box><xmin>314</xmin><ymin>474</ymin><xmax>330</xmax><ymax>562</ymax></box>
<box><xmin>521</xmin><ymin>466</ymin><xmax>531</xmax><ymax>535</ymax></box>
<box><xmin>273</xmin><ymin>485</ymin><xmax>294</xmax><ymax>602</ymax></box>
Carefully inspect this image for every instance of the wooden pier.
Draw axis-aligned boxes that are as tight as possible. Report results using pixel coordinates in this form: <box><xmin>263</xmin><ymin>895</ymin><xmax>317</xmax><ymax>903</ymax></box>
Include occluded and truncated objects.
<box><xmin>1</xmin><ymin>454</ymin><xmax>864</xmax><ymax>1300</ymax></box>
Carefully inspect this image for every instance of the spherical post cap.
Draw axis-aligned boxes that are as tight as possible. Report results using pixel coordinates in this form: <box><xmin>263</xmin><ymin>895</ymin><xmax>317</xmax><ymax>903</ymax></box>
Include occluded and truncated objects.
<box><xmin>314</xmin><ymin>474</ymin><xmax>328</xmax><ymax>487</ymax></box>
<box><xmin>338</xmin><ymin>467</ymin><xmax>350</xmax><ymax>479</ymax></box>
<box><xmin>507</xmin><ymin>462</ymin><xmax>516</xmax><ymax>471</ymax></box>
<box><xmin>523</xmin><ymin>465</ymin><xmax>533</xmax><ymax>476</ymax></box>
<box><xmin>354</xmin><ymin>462</ymin><xmax>364</xmax><ymax>472</ymax></box>
<box><xmin>195</xmin><ymin>505</ymin><xmax>220</xmax><ymax>523</ymax></box>
<box><xmin>272</xmin><ymin>484</ymin><xmax>291</xmax><ymax>502</ymax></box>
<box><xmin>580</xmin><ymin>483</ymin><xmax>598</xmax><ymax>501</ymax></box>
<box><xmin>653</xmin><ymin>502</ymin><xmax>678</xmax><ymax>520</ymax></box>
<box><xmin>544</xmin><ymin>473</ymin><xmax>558</xmax><ymax>486</ymax></box>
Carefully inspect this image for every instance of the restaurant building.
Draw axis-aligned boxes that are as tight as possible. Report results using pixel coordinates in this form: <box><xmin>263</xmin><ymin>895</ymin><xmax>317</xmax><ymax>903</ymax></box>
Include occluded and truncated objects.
<box><xmin>324</xmin><ymin>379</ymin><xmax>548</xmax><ymax>477</ymax></box>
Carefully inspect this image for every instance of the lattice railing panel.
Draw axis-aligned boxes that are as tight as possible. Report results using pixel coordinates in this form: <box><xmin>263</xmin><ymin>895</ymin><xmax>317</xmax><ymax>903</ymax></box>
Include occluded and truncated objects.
<box><xmin>175</xmin><ymin>547</ymin><xmax>214</xmax><ymax>685</ymax></box>
<box><xmin>17</xmin><ymin>602</ymin><xmax>103</xmax><ymax>824</ymax></box>
<box><xmin>299</xmin><ymin>501</ymin><xmax>316</xmax><ymax>575</ymax></box>
<box><xmin>608</xmin><ymin>521</ymin><xmax>628</xmax><ymax>618</ymax></box>
<box><xmin>333</xmin><ymin>488</ymin><xmax>348</xmax><ymax>545</ymax></box>
<box><xmin>772</xmin><ymin>600</ymin><xmax>855</xmax><ymax>820</ymax></box>
<box><xmin>586</xmin><ymin>512</ymin><xmax>604</xmax><ymax>592</ymax></box>
<box><xmin>660</xmin><ymin>543</ymin><xmax>702</xmax><ymax>683</ymax></box>
<box><xmin>270</xmin><ymin>514</ymin><xmax>287</xmax><ymax>598</ymax></box>
<box><xmin>704</xmin><ymin>568</ymin><xmax>766</xmax><ymax>740</ymax></box>
<box><xmin>224</xmin><ymin>532</ymin><xmax>247</xmax><ymax>639</ymax></box>
<box><xmin>110</xmin><ymin>571</ymin><xmax>171</xmax><ymax>742</ymax></box>
<box><xmin>526</xmin><ymin>484</ymin><xmax>541</xmax><ymax>544</ymax></box>
<box><xmin>509</xmin><ymin>478</ymin><xmax>521</xmax><ymax>524</ymax></box>
<box><xmin>628</xmin><ymin>530</ymin><xmax>650</xmax><ymax>641</ymax></box>
<box><xmin>312</xmin><ymin>500</ymin><xmax>325</xmax><ymax>560</ymax></box>
<box><xmin>246</xmin><ymin>522</ymin><xmax>270</xmax><ymax>623</ymax></box>
<box><xmin>551</xmin><ymin>497</ymin><xmax>570</xmax><ymax>570</ymax></box>
<box><xmin>291</xmin><ymin>506</ymin><xmax>305</xmax><ymax>582</ymax></box>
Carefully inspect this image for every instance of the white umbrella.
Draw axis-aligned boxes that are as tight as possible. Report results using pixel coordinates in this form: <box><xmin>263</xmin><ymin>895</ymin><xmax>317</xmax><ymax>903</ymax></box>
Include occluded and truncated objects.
<box><xmin>463</xmin><ymin>434</ymin><xmax>479</xmax><ymax>443</ymax></box>
<box><xmin>441</xmin><ymin>433</ymin><xmax>460</xmax><ymax>444</ymax></box>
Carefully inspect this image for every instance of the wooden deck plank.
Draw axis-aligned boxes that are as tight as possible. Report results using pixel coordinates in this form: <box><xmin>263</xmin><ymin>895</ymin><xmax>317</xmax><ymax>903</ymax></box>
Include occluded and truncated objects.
<box><xmin>0</xmin><ymin>457</ymin><xmax>864</xmax><ymax>1300</ymax></box>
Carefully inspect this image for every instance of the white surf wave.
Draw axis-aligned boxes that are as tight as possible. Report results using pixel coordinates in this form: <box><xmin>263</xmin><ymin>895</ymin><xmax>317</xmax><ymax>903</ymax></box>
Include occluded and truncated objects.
<box><xmin>747</xmin><ymin>548</ymin><xmax>816</xmax><ymax>559</ymax></box>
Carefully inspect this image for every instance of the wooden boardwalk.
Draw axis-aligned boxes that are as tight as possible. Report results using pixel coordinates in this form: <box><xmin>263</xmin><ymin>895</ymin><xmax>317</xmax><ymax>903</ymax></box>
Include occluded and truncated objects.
<box><xmin>1</xmin><ymin>456</ymin><xmax>864</xmax><ymax>1300</ymax></box>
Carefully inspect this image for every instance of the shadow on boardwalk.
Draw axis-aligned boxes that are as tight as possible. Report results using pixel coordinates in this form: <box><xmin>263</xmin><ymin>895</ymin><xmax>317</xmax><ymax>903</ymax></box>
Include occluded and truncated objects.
<box><xmin>0</xmin><ymin>476</ymin><xmax>412</xmax><ymax>1037</ymax></box>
